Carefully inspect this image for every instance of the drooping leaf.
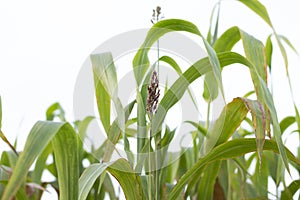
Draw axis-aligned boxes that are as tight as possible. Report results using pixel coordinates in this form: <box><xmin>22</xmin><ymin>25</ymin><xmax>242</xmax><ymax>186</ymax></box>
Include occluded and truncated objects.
<box><xmin>168</xmin><ymin>138</ymin><xmax>300</xmax><ymax>200</ymax></box>
<box><xmin>133</xmin><ymin>19</ymin><xmax>223</xmax><ymax>96</ymax></box>
<box><xmin>75</xmin><ymin>116</ymin><xmax>95</xmax><ymax>139</ymax></box>
<box><xmin>214</xmin><ymin>26</ymin><xmax>289</xmax><ymax>173</ymax></box>
<box><xmin>242</xmin><ymin>99</ymin><xmax>266</xmax><ymax>167</ymax></box>
<box><xmin>258</xmin><ymin>76</ymin><xmax>290</xmax><ymax>173</ymax></box>
<box><xmin>159</xmin><ymin>55</ymin><xmax>200</xmax><ymax>115</ymax></box>
<box><xmin>159</xmin><ymin>55</ymin><xmax>182</xmax><ymax>74</ymax></box>
<box><xmin>203</xmin><ymin>98</ymin><xmax>248</xmax><ymax>154</ymax></box>
<box><xmin>278</xmin><ymin>35</ymin><xmax>298</xmax><ymax>55</ymax></box>
<box><xmin>238</xmin><ymin>0</ymin><xmax>273</xmax><ymax>27</ymax></box>
<box><xmin>46</xmin><ymin>102</ymin><xmax>66</xmax><ymax>121</ymax></box>
<box><xmin>279</xmin><ymin>116</ymin><xmax>295</xmax><ymax>134</ymax></box>
<box><xmin>152</xmin><ymin>51</ymin><xmax>247</xmax><ymax>135</ymax></box>
<box><xmin>1</xmin><ymin>121</ymin><xmax>72</xmax><ymax>200</ymax></box>
<box><xmin>184</xmin><ymin>121</ymin><xmax>207</xmax><ymax>136</ymax></box>
<box><xmin>213</xmin><ymin>26</ymin><xmax>240</xmax><ymax>53</ymax></box>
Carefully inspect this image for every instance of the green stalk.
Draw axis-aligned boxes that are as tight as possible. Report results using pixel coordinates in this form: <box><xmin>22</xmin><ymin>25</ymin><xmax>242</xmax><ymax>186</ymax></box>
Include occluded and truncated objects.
<box><xmin>148</xmin><ymin>113</ymin><xmax>152</xmax><ymax>200</ymax></box>
<box><xmin>155</xmin><ymin>19</ymin><xmax>161</xmax><ymax>200</ymax></box>
<box><xmin>206</xmin><ymin>101</ymin><xmax>211</xmax><ymax>131</ymax></box>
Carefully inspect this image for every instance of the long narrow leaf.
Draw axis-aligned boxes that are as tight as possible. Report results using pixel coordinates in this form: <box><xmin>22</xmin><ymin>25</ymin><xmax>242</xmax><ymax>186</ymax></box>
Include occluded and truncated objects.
<box><xmin>133</xmin><ymin>19</ymin><xmax>223</xmax><ymax>96</ymax></box>
<box><xmin>91</xmin><ymin>52</ymin><xmax>118</xmax><ymax>133</ymax></box>
<box><xmin>51</xmin><ymin>123</ymin><xmax>79</xmax><ymax>200</ymax></box>
<box><xmin>78</xmin><ymin>162</ymin><xmax>112</xmax><ymax>200</ymax></box>
<box><xmin>107</xmin><ymin>158</ymin><xmax>144</xmax><ymax>200</ymax></box>
<box><xmin>169</xmin><ymin>138</ymin><xmax>300</xmax><ymax>200</ymax></box>
<box><xmin>214</xmin><ymin>26</ymin><xmax>290</xmax><ymax>173</ymax></box>
<box><xmin>152</xmin><ymin>52</ymin><xmax>248</xmax><ymax>135</ymax></box>
<box><xmin>1</xmin><ymin>121</ymin><xmax>70</xmax><ymax>200</ymax></box>
<box><xmin>280</xmin><ymin>180</ymin><xmax>300</xmax><ymax>200</ymax></box>
<box><xmin>197</xmin><ymin>161</ymin><xmax>221</xmax><ymax>200</ymax></box>
<box><xmin>242</xmin><ymin>99</ymin><xmax>266</xmax><ymax>166</ymax></box>
<box><xmin>238</xmin><ymin>0</ymin><xmax>272</xmax><ymax>27</ymax></box>
<box><xmin>203</xmin><ymin>98</ymin><xmax>248</xmax><ymax>154</ymax></box>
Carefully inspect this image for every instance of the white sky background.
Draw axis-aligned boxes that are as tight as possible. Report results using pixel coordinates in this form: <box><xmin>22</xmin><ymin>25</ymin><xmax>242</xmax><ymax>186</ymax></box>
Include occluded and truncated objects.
<box><xmin>0</xmin><ymin>0</ymin><xmax>300</xmax><ymax>199</ymax></box>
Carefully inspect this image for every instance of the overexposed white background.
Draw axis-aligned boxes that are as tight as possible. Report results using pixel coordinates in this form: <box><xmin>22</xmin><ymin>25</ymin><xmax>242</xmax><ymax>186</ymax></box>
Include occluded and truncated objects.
<box><xmin>1</xmin><ymin>0</ymin><xmax>300</xmax><ymax>199</ymax></box>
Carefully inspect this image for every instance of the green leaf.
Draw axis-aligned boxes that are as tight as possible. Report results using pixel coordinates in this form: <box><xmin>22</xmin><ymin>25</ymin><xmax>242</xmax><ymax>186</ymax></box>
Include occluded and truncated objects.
<box><xmin>152</xmin><ymin>51</ymin><xmax>248</xmax><ymax>135</ymax></box>
<box><xmin>197</xmin><ymin>161</ymin><xmax>221</xmax><ymax>200</ymax></box>
<box><xmin>214</xmin><ymin>26</ymin><xmax>289</xmax><ymax>173</ymax></box>
<box><xmin>240</xmin><ymin>29</ymin><xmax>267</xmax><ymax>83</ymax></box>
<box><xmin>79</xmin><ymin>162</ymin><xmax>112</xmax><ymax>200</ymax></box>
<box><xmin>103</xmin><ymin>175</ymin><xmax>117</xmax><ymax>200</ymax></box>
<box><xmin>251</xmin><ymin>153</ymin><xmax>269</xmax><ymax>197</ymax></box>
<box><xmin>279</xmin><ymin>35</ymin><xmax>298</xmax><ymax>55</ymax></box>
<box><xmin>76</xmin><ymin>116</ymin><xmax>95</xmax><ymax>139</ymax></box>
<box><xmin>159</xmin><ymin>55</ymin><xmax>200</xmax><ymax>114</ymax></box>
<box><xmin>133</xmin><ymin>19</ymin><xmax>200</xmax><ymax>86</ymax></box>
<box><xmin>207</xmin><ymin>1</ymin><xmax>221</xmax><ymax>45</ymax></box>
<box><xmin>184</xmin><ymin>121</ymin><xmax>207</xmax><ymax>136</ymax></box>
<box><xmin>32</xmin><ymin>144</ymin><xmax>52</xmax><ymax>184</ymax></box>
<box><xmin>258</xmin><ymin>76</ymin><xmax>291</xmax><ymax>173</ymax></box>
<box><xmin>159</xmin><ymin>56</ymin><xmax>182</xmax><ymax>74</ymax></box>
<box><xmin>238</xmin><ymin>0</ymin><xmax>273</xmax><ymax>27</ymax></box>
<box><xmin>91</xmin><ymin>52</ymin><xmax>117</xmax><ymax>133</ymax></box>
<box><xmin>51</xmin><ymin>123</ymin><xmax>79</xmax><ymax>200</ymax></box>
<box><xmin>0</xmin><ymin>168</ymin><xmax>10</xmax><ymax>196</ymax></box>
<box><xmin>266</xmin><ymin>34</ymin><xmax>273</xmax><ymax>70</ymax></box>
<box><xmin>102</xmin><ymin>101</ymin><xmax>135</xmax><ymax>162</ymax></box>
<box><xmin>238</xmin><ymin>0</ymin><xmax>292</xmax><ymax>73</ymax></box>
<box><xmin>1</xmin><ymin>121</ymin><xmax>72</xmax><ymax>200</ymax></box>
<box><xmin>46</xmin><ymin>102</ymin><xmax>66</xmax><ymax>121</ymax></box>
<box><xmin>214</xmin><ymin>26</ymin><xmax>240</xmax><ymax>52</ymax></box>
<box><xmin>280</xmin><ymin>116</ymin><xmax>295</xmax><ymax>134</ymax></box>
<box><xmin>294</xmin><ymin>105</ymin><xmax>300</xmax><ymax>135</ymax></box>
<box><xmin>107</xmin><ymin>158</ymin><xmax>144</xmax><ymax>200</ymax></box>
<box><xmin>203</xmin><ymin>98</ymin><xmax>248</xmax><ymax>154</ymax></box>
<box><xmin>168</xmin><ymin>138</ymin><xmax>300</xmax><ymax>199</ymax></box>
<box><xmin>203</xmin><ymin>72</ymin><xmax>218</xmax><ymax>102</ymax></box>
<box><xmin>0</xmin><ymin>151</ymin><xmax>17</xmax><ymax>169</ymax></box>
<box><xmin>0</xmin><ymin>96</ymin><xmax>2</xmax><ymax>128</ymax></box>
<box><xmin>133</xmin><ymin>19</ymin><xmax>223</xmax><ymax>96</ymax></box>
<box><xmin>94</xmin><ymin>80</ymin><xmax>111</xmax><ymax>133</ymax></box>
<box><xmin>280</xmin><ymin>180</ymin><xmax>300</xmax><ymax>200</ymax></box>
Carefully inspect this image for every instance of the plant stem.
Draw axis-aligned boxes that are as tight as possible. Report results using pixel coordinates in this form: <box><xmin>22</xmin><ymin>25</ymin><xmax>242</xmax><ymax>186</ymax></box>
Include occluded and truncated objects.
<box><xmin>206</xmin><ymin>101</ymin><xmax>211</xmax><ymax>131</ymax></box>
<box><xmin>0</xmin><ymin>129</ymin><xmax>18</xmax><ymax>156</ymax></box>
<box><xmin>148</xmin><ymin>114</ymin><xmax>153</xmax><ymax>200</ymax></box>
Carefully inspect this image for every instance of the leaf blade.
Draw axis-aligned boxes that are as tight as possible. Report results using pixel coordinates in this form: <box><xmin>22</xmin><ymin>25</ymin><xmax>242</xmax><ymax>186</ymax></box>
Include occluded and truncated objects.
<box><xmin>51</xmin><ymin>123</ymin><xmax>79</xmax><ymax>200</ymax></box>
<box><xmin>1</xmin><ymin>121</ymin><xmax>67</xmax><ymax>200</ymax></box>
<box><xmin>169</xmin><ymin>138</ymin><xmax>299</xmax><ymax>199</ymax></box>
